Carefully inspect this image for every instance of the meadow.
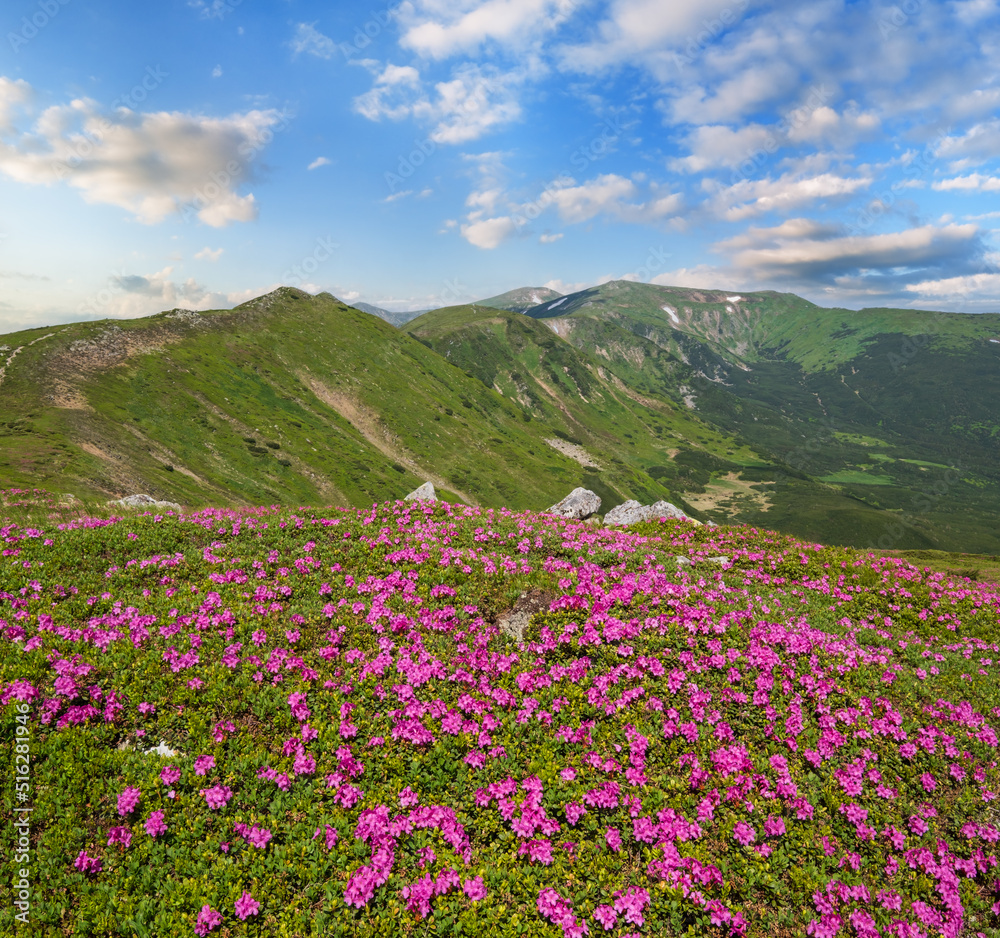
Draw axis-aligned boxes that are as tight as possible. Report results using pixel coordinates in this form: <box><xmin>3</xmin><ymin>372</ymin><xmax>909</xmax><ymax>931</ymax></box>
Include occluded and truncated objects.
<box><xmin>4</xmin><ymin>486</ymin><xmax>1000</xmax><ymax>937</ymax></box>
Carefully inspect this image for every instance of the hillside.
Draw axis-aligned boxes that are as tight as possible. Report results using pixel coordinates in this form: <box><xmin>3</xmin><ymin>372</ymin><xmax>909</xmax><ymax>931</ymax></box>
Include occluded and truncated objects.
<box><xmin>0</xmin><ymin>289</ymin><xmax>689</xmax><ymax>515</ymax></box>
<box><xmin>1</xmin><ymin>283</ymin><xmax>998</xmax><ymax>553</ymax></box>
<box><xmin>4</xmin><ymin>498</ymin><xmax>1000</xmax><ymax>937</ymax></box>
<box><xmin>512</xmin><ymin>281</ymin><xmax>1000</xmax><ymax>553</ymax></box>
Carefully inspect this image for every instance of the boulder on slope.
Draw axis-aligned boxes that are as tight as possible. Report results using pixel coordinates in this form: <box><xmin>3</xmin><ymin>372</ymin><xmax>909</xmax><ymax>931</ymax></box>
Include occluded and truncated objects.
<box><xmin>547</xmin><ymin>487</ymin><xmax>601</xmax><ymax>520</ymax></box>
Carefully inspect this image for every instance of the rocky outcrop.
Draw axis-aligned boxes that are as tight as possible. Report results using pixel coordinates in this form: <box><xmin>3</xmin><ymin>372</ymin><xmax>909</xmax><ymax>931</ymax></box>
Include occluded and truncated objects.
<box><xmin>108</xmin><ymin>494</ymin><xmax>181</xmax><ymax>512</ymax></box>
<box><xmin>548</xmin><ymin>487</ymin><xmax>601</xmax><ymax>520</ymax></box>
<box><xmin>604</xmin><ymin>499</ymin><xmax>698</xmax><ymax>526</ymax></box>
<box><xmin>404</xmin><ymin>481</ymin><xmax>437</xmax><ymax>502</ymax></box>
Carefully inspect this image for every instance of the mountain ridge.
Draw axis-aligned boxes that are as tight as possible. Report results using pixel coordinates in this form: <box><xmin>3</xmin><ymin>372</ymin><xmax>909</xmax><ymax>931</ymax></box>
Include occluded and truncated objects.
<box><xmin>2</xmin><ymin>283</ymin><xmax>998</xmax><ymax>553</ymax></box>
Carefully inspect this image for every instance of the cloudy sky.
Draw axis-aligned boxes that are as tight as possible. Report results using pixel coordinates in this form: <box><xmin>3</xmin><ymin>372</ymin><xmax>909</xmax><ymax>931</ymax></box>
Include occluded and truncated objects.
<box><xmin>2</xmin><ymin>0</ymin><xmax>1000</xmax><ymax>332</ymax></box>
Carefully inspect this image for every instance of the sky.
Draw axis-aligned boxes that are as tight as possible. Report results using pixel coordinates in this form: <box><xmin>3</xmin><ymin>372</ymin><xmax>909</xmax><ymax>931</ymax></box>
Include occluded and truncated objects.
<box><xmin>2</xmin><ymin>0</ymin><xmax>1000</xmax><ymax>333</ymax></box>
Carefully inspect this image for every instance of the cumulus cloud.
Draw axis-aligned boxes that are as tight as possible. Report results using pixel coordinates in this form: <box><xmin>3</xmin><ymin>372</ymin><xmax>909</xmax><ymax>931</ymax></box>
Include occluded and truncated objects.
<box><xmin>194</xmin><ymin>247</ymin><xmax>224</xmax><ymax>261</ymax></box>
<box><xmin>461</xmin><ymin>215</ymin><xmax>519</xmax><ymax>249</ymax></box>
<box><xmin>717</xmin><ymin>219</ymin><xmax>982</xmax><ymax>285</ymax></box>
<box><xmin>559</xmin><ymin>0</ymin><xmax>742</xmax><ymax>75</ymax></box>
<box><xmin>307</xmin><ymin>156</ymin><xmax>331</xmax><ymax>170</ymax></box>
<box><xmin>708</xmin><ymin>172</ymin><xmax>873</xmax><ymax>221</ymax></box>
<box><xmin>353</xmin><ymin>62</ymin><xmax>525</xmax><ymax>144</ymax></box>
<box><xmin>933</xmin><ymin>173</ymin><xmax>1000</xmax><ymax>192</ymax></box>
<box><xmin>905</xmin><ymin>271</ymin><xmax>1000</xmax><ymax>301</ymax></box>
<box><xmin>670</xmin><ymin>123</ymin><xmax>775</xmax><ymax>173</ymax></box>
<box><xmin>457</xmin><ymin>172</ymin><xmax>682</xmax><ymax>249</ymax></box>
<box><xmin>539</xmin><ymin>232</ymin><xmax>563</xmax><ymax>243</ymax></box>
<box><xmin>935</xmin><ymin>119</ymin><xmax>1000</xmax><ymax>167</ymax></box>
<box><xmin>0</xmin><ymin>77</ymin><xmax>31</xmax><ymax>133</ymax></box>
<box><xmin>289</xmin><ymin>23</ymin><xmax>337</xmax><ymax>59</ymax></box>
<box><xmin>400</xmin><ymin>0</ymin><xmax>579</xmax><ymax>59</ymax></box>
<box><xmin>0</xmin><ymin>80</ymin><xmax>284</xmax><ymax>227</ymax></box>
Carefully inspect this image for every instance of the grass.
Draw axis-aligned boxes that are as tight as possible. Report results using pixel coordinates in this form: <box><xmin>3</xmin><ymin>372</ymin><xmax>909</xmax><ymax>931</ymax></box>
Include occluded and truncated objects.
<box><xmin>4</xmin><ymin>491</ymin><xmax>1000</xmax><ymax>936</ymax></box>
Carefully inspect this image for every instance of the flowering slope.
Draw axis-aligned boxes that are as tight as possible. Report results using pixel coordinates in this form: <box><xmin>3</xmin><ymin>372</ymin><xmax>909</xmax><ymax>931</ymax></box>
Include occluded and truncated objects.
<box><xmin>3</xmin><ymin>499</ymin><xmax>1000</xmax><ymax>937</ymax></box>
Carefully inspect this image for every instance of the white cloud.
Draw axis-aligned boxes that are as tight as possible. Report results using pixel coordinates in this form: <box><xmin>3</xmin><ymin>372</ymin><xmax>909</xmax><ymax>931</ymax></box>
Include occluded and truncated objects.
<box><xmin>785</xmin><ymin>106</ymin><xmax>881</xmax><ymax>145</ymax></box>
<box><xmin>539</xmin><ymin>232</ymin><xmax>563</xmax><ymax>243</ymax></box>
<box><xmin>951</xmin><ymin>0</ymin><xmax>1000</xmax><ymax>24</ymax></box>
<box><xmin>0</xmin><ymin>83</ymin><xmax>283</xmax><ymax>227</ymax></box>
<box><xmin>194</xmin><ymin>247</ymin><xmax>224</xmax><ymax>261</ymax></box>
<box><xmin>383</xmin><ymin>189</ymin><xmax>413</xmax><ymax>202</ymax></box>
<box><xmin>353</xmin><ymin>62</ymin><xmax>525</xmax><ymax>144</ymax></box>
<box><xmin>933</xmin><ymin>173</ymin><xmax>1000</xmax><ymax>192</ymax></box>
<box><xmin>458</xmin><ymin>172</ymin><xmax>682</xmax><ymax>249</ymax></box>
<box><xmin>936</xmin><ymin>119</ymin><xmax>1000</xmax><ymax>166</ymax></box>
<box><xmin>709</xmin><ymin>172</ymin><xmax>873</xmax><ymax>221</ymax></box>
<box><xmin>668</xmin><ymin>61</ymin><xmax>802</xmax><ymax>125</ymax></box>
<box><xmin>671</xmin><ymin>123</ymin><xmax>775</xmax><ymax>173</ymax></box>
<box><xmin>289</xmin><ymin>22</ymin><xmax>337</xmax><ymax>59</ymax></box>
<box><xmin>211</xmin><ymin>65</ymin><xmax>223</xmax><ymax>79</ymax></box>
<box><xmin>461</xmin><ymin>215</ymin><xmax>518</xmax><ymax>249</ymax></box>
<box><xmin>400</xmin><ymin>0</ymin><xmax>579</xmax><ymax>59</ymax></box>
<box><xmin>560</xmin><ymin>0</ymin><xmax>741</xmax><ymax>75</ymax></box>
<box><xmin>188</xmin><ymin>0</ymin><xmax>238</xmax><ymax>19</ymax></box>
<box><xmin>650</xmin><ymin>264</ymin><xmax>734</xmax><ymax>289</ymax></box>
<box><xmin>906</xmin><ymin>271</ymin><xmax>1000</xmax><ymax>303</ymax></box>
<box><xmin>0</xmin><ymin>77</ymin><xmax>31</xmax><ymax>134</ymax></box>
<box><xmin>307</xmin><ymin>156</ymin><xmax>331</xmax><ymax>170</ymax></box>
<box><xmin>717</xmin><ymin>220</ymin><xmax>980</xmax><ymax>282</ymax></box>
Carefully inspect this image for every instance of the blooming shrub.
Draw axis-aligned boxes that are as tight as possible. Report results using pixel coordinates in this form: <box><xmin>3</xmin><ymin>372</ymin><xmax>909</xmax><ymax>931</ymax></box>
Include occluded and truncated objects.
<box><xmin>4</xmin><ymin>496</ymin><xmax>1000</xmax><ymax>936</ymax></box>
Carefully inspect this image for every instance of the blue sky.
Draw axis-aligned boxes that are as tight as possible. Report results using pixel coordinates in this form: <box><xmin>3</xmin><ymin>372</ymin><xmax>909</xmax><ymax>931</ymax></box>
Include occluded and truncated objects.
<box><xmin>2</xmin><ymin>0</ymin><xmax>1000</xmax><ymax>332</ymax></box>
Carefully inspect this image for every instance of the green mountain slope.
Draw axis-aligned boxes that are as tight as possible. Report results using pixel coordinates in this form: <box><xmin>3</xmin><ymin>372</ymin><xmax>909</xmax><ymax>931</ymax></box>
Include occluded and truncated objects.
<box><xmin>518</xmin><ymin>281</ymin><xmax>1000</xmax><ymax>552</ymax></box>
<box><xmin>1</xmin><ymin>282</ymin><xmax>997</xmax><ymax>554</ymax></box>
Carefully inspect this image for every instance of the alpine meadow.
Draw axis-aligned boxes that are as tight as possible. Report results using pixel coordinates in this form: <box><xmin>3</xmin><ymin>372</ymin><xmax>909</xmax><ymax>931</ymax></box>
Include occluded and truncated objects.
<box><xmin>5</xmin><ymin>2</ymin><xmax>1000</xmax><ymax>937</ymax></box>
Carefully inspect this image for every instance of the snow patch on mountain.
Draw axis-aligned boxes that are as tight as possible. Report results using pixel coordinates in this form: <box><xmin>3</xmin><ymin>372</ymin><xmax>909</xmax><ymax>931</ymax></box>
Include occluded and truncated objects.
<box><xmin>662</xmin><ymin>304</ymin><xmax>680</xmax><ymax>324</ymax></box>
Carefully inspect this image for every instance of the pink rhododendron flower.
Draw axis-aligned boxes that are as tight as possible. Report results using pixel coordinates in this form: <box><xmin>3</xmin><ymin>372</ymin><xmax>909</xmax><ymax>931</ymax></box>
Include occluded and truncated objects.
<box><xmin>463</xmin><ymin>876</ymin><xmax>487</xmax><ymax>901</ymax></box>
<box><xmin>145</xmin><ymin>810</ymin><xmax>167</xmax><ymax>838</ymax></box>
<box><xmin>194</xmin><ymin>905</ymin><xmax>222</xmax><ymax>936</ymax></box>
<box><xmin>733</xmin><ymin>821</ymin><xmax>756</xmax><ymax>846</ymax></box>
<box><xmin>160</xmin><ymin>765</ymin><xmax>180</xmax><ymax>786</ymax></box>
<box><xmin>74</xmin><ymin>850</ymin><xmax>102</xmax><ymax>874</ymax></box>
<box><xmin>234</xmin><ymin>891</ymin><xmax>260</xmax><ymax>920</ymax></box>
<box><xmin>201</xmin><ymin>785</ymin><xmax>232</xmax><ymax>810</ymax></box>
<box><xmin>194</xmin><ymin>755</ymin><xmax>215</xmax><ymax>776</ymax></box>
<box><xmin>107</xmin><ymin>826</ymin><xmax>131</xmax><ymax>849</ymax></box>
<box><xmin>117</xmin><ymin>787</ymin><xmax>141</xmax><ymax>816</ymax></box>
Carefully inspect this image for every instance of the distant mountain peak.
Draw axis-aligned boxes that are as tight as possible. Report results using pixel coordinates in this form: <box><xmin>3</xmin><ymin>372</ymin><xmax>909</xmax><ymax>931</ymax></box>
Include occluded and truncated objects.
<box><xmin>478</xmin><ymin>287</ymin><xmax>563</xmax><ymax>313</ymax></box>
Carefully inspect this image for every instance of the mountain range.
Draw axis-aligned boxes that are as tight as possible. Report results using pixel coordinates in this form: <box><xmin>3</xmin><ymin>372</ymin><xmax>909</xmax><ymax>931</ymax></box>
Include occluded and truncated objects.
<box><xmin>1</xmin><ymin>281</ymin><xmax>997</xmax><ymax>552</ymax></box>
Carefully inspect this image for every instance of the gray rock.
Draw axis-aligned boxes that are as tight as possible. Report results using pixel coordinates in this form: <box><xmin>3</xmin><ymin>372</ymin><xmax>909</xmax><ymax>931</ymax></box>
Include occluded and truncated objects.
<box><xmin>676</xmin><ymin>556</ymin><xmax>693</xmax><ymax>567</ymax></box>
<box><xmin>604</xmin><ymin>499</ymin><xmax>701</xmax><ymax>526</ymax></box>
<box><xmin>548</xmin><ymin>487</ymin><xmax>601</xmax><ymax>519</ymax></box>
<box><xmin>646</xmin><ymin>500</ymin><xmax>692</xmax><ymax>522</ymax></box>
<box><xmin>143</xmin><ymin>740</ymin><xmax>179</xmax><ymax>757</ymax></box>
<box><xmin>405</xmin><ymin>481</ymin><xmax>437</xmax><ymax>501</ymax></box>
<box><xmin>108</xmin><ymin>494</ymin><xmax>181</xmax><ymax>512</ymax></box>
<box><xmin>706</xmin><ymin>555</ymin><xmax>731</xmax><ymax>566</ymax></box>
<box><xmin>603</xmin><ymin>500</ymin><xmax>647</xmax><ymax>526</ymax></box>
